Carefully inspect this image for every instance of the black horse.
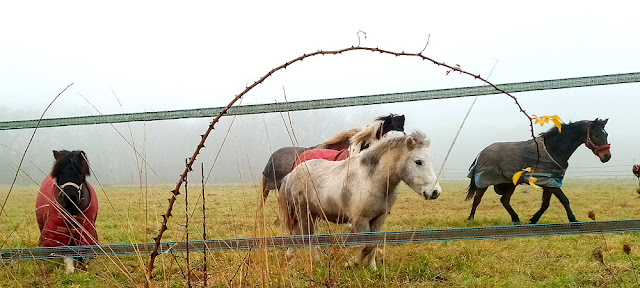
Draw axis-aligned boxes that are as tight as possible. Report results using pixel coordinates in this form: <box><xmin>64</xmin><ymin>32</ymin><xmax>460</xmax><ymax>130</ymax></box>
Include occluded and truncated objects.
<box><xmin>261</xmin><ymin>114</ymin><xmax>405</xmax><ymax>201</ymax></box>
<box><xmin>466</xmin><ymin>119</ymin><xmax>611</xmax><ymax>225</ymax></box>
<box><xmin>36</xmin><ymin>150</ymin><xmax>98</xmax><ymax>273</ymax></box>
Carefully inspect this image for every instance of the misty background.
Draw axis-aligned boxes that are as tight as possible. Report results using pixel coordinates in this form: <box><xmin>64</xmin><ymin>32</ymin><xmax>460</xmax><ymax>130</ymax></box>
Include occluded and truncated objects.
<box><xmin>1</xmin><ymin>1</ymin><xmax>639</xmax><ymax>188</ymax></box>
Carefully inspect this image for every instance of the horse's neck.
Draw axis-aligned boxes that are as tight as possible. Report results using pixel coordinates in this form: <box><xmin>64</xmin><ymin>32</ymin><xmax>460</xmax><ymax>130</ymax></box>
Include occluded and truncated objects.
<box><xmin>57</xmin><ymin>184</ymin><xmax>91</xmax><ymax>216</ymax></box>
<box><xmin>365</xmin><ymin>154</ymin><xmax>403</xmax><ymax>197</ymax></box>
<box><xmin>543</xmin><ymin>126</ymin><xmax>586</xmax><ymax>167</ymax></box>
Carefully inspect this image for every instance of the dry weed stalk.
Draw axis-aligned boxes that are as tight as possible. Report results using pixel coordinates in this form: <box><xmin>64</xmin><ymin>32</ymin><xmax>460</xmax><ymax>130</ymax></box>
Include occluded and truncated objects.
<box><xmin>184</xmin><ymin>158</ymin><xmax>191</xmax><ymax>288</ymax></box>
<box><xmin>593</xmin><ymin>247</ymin><xmax>624</xmax><ymax>288</ymax></box>
<box><xmin>201</xmin><ymin>162</ymin><xmax>208</xmax><ymax>287</ymax></box>
<box><xmin>623</xmin><ymin>244</ymin><xmax>639</xmax><ymax>284</ymax></box>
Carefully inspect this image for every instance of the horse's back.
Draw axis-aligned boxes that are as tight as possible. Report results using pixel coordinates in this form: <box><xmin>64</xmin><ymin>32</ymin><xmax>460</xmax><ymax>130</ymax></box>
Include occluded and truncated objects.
<box><xmin>262</xmin><ymin>146</ymin><xmax>307</xmax><ymax>182</ymax></box>
<box><xmin>293</xmin><ymin>149</ymin><xmax>349</xmax><ymax>169</ymax></box>
<box><xmin>471</xmin><ymin>138</ymin><xmax>564</xmax><ymax>188</ymax></box>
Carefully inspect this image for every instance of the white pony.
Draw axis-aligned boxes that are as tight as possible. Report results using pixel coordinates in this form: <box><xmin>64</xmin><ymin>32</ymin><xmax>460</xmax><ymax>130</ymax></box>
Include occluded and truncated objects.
<box><xmin>278</xmin><ymin>130</ymin><xmax>441</xmax><ymax>269</ymax></box>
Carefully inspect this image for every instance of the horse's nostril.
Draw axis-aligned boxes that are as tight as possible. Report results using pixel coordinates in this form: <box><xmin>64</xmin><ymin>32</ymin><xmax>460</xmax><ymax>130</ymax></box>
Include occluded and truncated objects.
<box><xmin>431</xmin><ymin>190</ymin><xmax>440</xmax><ymax>199</ymax></box>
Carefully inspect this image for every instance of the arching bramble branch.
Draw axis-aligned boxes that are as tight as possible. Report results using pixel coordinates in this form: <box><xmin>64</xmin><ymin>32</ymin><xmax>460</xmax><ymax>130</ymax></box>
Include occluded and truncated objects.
<box><xmin>144</xmin><ymin>45</ymin><xmax>544</xmax><ymax>285</ymax></box>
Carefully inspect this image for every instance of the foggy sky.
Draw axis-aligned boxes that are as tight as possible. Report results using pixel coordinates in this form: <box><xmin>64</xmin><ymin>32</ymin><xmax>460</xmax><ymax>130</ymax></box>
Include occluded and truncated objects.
<box><xmin>1</xmin><ymin>1</ymin><xmax>640</xmax><ymax>187</ymax></box>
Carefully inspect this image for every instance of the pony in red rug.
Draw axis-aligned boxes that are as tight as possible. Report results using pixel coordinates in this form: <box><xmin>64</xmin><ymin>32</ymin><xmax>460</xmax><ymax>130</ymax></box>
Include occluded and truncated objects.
<box><xmin>292</xmin><ymin>116</ymin><xmax>406</xmax><ymax>170</ymax></box>
<box><xmin>293</xmin><ymin>149</ymin><xmax>350</xmax><ymax>169</ymax></box>
<box><xmin>36</xmin><ymin>150</ymin><xmax>98</xmax><ymax>273</ymax></box>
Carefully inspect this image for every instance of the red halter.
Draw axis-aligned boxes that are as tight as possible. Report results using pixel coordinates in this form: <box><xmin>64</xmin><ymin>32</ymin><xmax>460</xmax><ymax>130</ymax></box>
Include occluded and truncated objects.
<box><xmin>585</xmin><ymin>121</ymin><xmax>611</xmax><ymax>155</ymax></box>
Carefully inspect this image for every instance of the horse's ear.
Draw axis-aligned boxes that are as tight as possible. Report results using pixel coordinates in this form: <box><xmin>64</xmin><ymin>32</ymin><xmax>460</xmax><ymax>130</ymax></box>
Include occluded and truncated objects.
<box><xmin>405</xmin><ymin>136</ymin><xmax>416</xmax><ymax>150</ymax></box>
<box><xmin>53</xmin><ymin>150</ymin><xmax>62</xmax><ymax>160</ymax></box>
<box><xmin>79</xmin><ymin>151</ymin><xmax>91</xmax><ymax>176</ymax></box>
<box><xmin>80</xmin><ymin>150</ymin><xmax>88</xmax><ymax>161</ymax></box>
<box><xmin>602</xmin><ymin>118</ymin><xmax>609</xmax><ymax>125</ymax></box>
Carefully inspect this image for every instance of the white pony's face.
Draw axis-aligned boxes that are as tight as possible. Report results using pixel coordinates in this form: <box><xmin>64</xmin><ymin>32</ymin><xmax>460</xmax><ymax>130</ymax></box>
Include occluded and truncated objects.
<box><xmin>400</xmin><ymin>136</ymin><xmax>442</xmax><ymax>200</ymax></box>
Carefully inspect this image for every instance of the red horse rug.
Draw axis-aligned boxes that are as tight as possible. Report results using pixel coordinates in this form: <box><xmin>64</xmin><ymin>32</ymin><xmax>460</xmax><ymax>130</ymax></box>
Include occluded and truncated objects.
<box><xmin>293</xmin><ymin>149</ymin><xmax>350</xmax><ymax>169</ymax></box>
<box><xmin>36</xmin><ymin>176</ymin><xmax>99</xmax><ymax>247</ymax></box>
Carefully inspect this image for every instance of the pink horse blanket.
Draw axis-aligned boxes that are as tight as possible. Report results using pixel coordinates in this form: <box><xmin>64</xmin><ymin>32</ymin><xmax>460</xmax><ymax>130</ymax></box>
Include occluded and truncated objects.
<box><xmin>293</xmin><ymin>149</ymin><xmax>350</xmax><ymax>169</ymax></box>
<box><xmin>36</xmin><ymin>175</ymin><xmax>98</xmax><ymax>247</ymax></box>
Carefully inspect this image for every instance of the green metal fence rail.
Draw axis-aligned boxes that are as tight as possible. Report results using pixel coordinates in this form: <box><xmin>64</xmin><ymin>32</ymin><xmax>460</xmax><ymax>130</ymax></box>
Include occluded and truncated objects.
<box><xmin>3</xmin><ymin>219</ymin><xmax>639</xmax><ymax>260</ymax></box>
<box><xmin>2</xmin><ymin>72</ymin><xmax>639</xmax><ymax>131</ymax></box>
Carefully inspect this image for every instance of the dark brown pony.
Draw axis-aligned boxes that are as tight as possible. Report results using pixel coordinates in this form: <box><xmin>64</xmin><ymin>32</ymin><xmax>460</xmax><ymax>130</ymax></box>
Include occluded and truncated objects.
<box><xmin>261</xmin><ymin>114</ymin><xmax>405</xmax><ymax>201</ymax></box>
<box><xmin>633</xmin><ymin>165</ymin><xmax>640</xmax><ymax>178</ymax></box>
<box><xmin>466</xmin><ymin>119</ymin><xmax>611</xmax><ymax>225</ymax></box>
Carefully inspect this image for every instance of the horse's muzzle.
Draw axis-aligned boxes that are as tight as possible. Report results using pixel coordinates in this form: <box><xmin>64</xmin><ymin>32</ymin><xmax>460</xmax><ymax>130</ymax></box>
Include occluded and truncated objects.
<box><xmin>597</xmin><ymin>149</ymin><xmax>611</xmax><ymax>163</ymax></box>
<box><xmin>423</xmin><ymin>190</ymin><xmax>440</xmax><ymax>200</ymax></box>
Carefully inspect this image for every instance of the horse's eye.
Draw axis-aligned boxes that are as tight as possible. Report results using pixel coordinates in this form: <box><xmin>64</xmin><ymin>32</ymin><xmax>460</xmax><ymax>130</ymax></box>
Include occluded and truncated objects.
<box><xmin>415</xmin><ymin>160</ymin><xmax>422</xmax><ymax>166</ymax></box>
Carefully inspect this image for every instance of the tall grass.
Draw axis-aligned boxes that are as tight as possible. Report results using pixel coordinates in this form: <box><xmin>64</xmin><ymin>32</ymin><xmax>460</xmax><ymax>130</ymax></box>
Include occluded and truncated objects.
<box><xmin>1</xmin><ymin>180</ymin><xmax>639</xmax><ymax>287</ymax></box>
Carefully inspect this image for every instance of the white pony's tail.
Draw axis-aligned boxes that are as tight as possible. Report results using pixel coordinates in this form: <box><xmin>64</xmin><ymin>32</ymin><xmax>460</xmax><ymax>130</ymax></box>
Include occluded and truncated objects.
<box><xmin>277</xmin><ymin>177</ymin><xmax>296</xmax><ymax>232</ymax></box>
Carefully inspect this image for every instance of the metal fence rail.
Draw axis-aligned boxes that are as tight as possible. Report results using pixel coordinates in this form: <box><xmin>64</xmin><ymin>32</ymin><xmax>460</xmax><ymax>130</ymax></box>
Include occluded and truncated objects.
<box><xmin>3</xmin><ymin>219</ymin><xmax>639</xmax><ymax>261</ymax></box>
<box><xmin>1</xmin><ymin>72</ymin><xmax>639</xmax><ymax>131</ymax></box>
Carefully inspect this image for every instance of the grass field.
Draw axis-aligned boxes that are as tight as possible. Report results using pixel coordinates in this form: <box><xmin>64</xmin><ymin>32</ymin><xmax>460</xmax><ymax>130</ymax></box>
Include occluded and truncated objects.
<box><xmin>1</xmin><ymin>180</ymin><xmax>640</xmax><ymax>287</ymax></box>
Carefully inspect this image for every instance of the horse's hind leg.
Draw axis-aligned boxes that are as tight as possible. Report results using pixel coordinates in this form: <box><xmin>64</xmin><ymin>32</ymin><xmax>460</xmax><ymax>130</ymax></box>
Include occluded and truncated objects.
<box><xmin>529</xmin><ymin>188</ymin><xmax>553</xmax><ymax>224</ymax></box>
<box><xmin>286</xmin><ymin>206</ymin><xmax>317</xmax><ymax>263</ymax></box>
<box><xmin>468</xmin><ymin>187</ymin><xmax>487</xmax><ymax>221</ymax></box>
<box><xmin>550</xmin><ymin>187</ymin><xmax>577</xmax><ymax>222</ymax></box>
<box><xmin>498</xmin><ymin>184</ymin><xmax>521</xmax><ymax>225</ymax></box>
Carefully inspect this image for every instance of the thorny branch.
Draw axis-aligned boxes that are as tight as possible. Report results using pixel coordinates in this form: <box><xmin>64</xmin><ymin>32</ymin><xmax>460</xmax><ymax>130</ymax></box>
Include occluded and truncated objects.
<box><xmin>145</xmin><ymin>44</ymin><xmax>543</xmax><ymax>286</ymax></box>
<box><xmin>184</xmin><ymin>158</ymin><xmax>191</xmax><ymax>288</ymax></box>
<box><xmin>201</xmin><ymin>163</ymin><xmax>208</xmax><ymax>287</ymax></box>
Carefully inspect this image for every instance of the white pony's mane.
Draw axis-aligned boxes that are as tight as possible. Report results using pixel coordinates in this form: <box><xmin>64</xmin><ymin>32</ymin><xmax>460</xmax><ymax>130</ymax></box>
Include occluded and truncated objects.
<box><xmin>349</xmin><ymin>120</ymin><xmax>383</xmax><ymax>154</ymax></box>
<box><xmin>358</xmin><ymin>130</ymin><xmax>429</xmax><ymax>166</ymax></box>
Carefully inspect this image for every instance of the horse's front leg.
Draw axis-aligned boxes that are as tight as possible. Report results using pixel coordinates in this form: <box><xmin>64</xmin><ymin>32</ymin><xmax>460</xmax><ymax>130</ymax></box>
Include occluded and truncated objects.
<box><xmin>347</xmin><ymin>214</ymin><xmax>387</xmax><ymax>270</ymax></box>
<box><xmin>362</xmin><ymin>214</ymin><xmax>388</xmax><ymax>269</ymax></box>
<box><xmin>550</xmin><ymin>187</ymin><xmax>577</xmax><ymax>222</ymax></box>
<box><xmin>346</xmin><ymin>218</ymin><xmax>371</xmax><ymax>268</ymax></box>
<box><xmin>64</xmin><ymin>257</ymin><xmax>75</xmax><ymax>273</ymax></box>
<box><xmin>529</xmin><ymin>188</ymin><xmax>552</xmax><ymax>224</ymax></box>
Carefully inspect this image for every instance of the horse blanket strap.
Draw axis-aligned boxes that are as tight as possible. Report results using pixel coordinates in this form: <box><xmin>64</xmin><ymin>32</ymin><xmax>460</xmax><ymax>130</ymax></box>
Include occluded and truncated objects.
<box><xmin>36</xmin><ymin>175</ymin><xmax>98</xmax><ymax>247</ymax></box>
<box><xmin>585</xmin><ymin>140</ymin><xmax>611</xmax><ymax>154</ymax></box>
<box><xmin>468</xmin><ymin>137</ymin><xmax>566</xmax><ymax>189</ymax></box>
<box><xmin>293</xmin><ymin>149</ymin><xmax>350</xmax><ymax>169</ymax></box>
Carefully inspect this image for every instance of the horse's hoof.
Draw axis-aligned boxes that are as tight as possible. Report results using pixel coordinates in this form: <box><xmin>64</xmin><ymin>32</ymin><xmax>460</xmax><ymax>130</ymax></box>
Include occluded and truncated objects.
<box><xmin>285</xmin><ymin>249</ymin><xmax>295</xmax><ymax>264</ymax></box>
<box><xmin>376</xmin><ymin>248</ymin><xmax>385</xmax><ymax>263</ymax></box>
<box><xmin>344</xmin><ymin>261</ymin><xmax>354</xmax><ymax>269</ymax></box>
<box><xmin>513</xmin><ymin>221</ymin><xmax>522</xmax><ymax>225</ymax></box>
